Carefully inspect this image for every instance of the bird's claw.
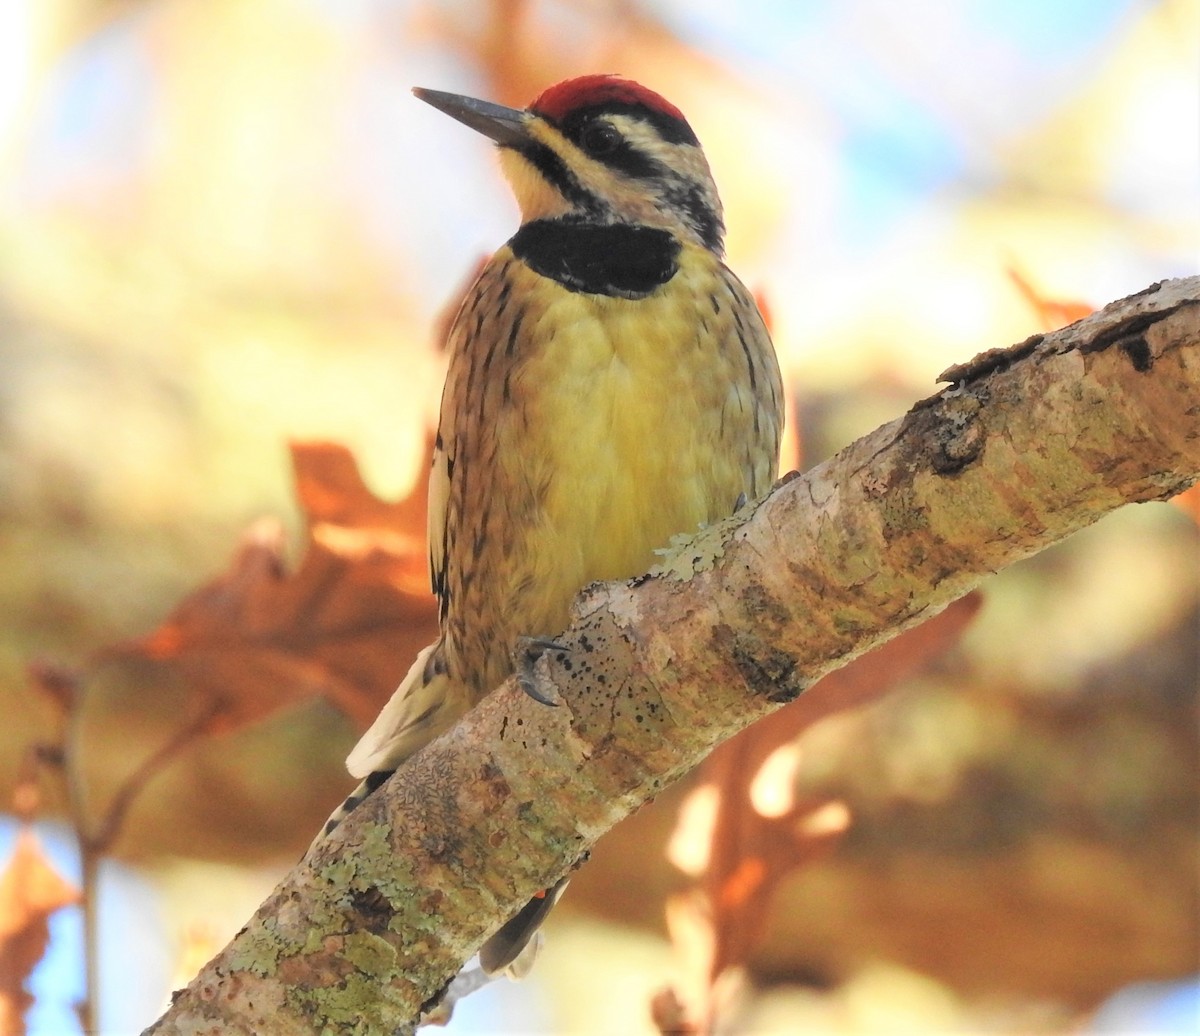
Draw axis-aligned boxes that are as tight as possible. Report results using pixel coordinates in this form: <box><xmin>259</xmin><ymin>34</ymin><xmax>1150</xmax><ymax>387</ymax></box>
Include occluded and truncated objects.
<box><xmin>514</xmin><ymin>636</ymin><xmax>567</xmax><ymax>706</ymax></box>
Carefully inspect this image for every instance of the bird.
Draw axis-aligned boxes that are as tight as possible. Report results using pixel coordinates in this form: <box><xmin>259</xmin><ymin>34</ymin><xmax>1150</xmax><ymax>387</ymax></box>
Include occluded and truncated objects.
<box><xmin>317</xmin><ymin>74</ymin><xmax>784</xmax><ymax>981</ymax></box>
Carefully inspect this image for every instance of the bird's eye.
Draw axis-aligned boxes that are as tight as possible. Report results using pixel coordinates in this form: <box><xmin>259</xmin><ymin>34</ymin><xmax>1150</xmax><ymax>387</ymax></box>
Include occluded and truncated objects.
<box><xmin>580</xmin><ymin>121</ymin><xmax>621</xmax><ymax>156</ymax></box>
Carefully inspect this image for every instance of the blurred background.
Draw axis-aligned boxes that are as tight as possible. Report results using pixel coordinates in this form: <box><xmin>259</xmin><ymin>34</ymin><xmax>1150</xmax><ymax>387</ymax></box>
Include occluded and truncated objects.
<box><xmin>0</xmin><ymin>0</ymin><xmax>1197</xmax><ymax>1032</ymax></box>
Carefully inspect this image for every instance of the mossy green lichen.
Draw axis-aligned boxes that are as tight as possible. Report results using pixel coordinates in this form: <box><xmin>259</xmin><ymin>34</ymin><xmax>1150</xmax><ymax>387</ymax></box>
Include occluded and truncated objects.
<box><xmin>651</xmin><ymin>511</ymin><xmax>747</xmax><ymax>580</ymax></box>
<box><xmin>292</xmin><ymin>970</ymin><xmax>413</xmax><ymax>1031</ymax></box>
<box><xmin>224</xmin><ymin>917</ymin><xmax>287</xmax><ymax>977</ymax></box>
<box><xmin>342</xmin><ymin>931</ymin><xmax>400</xmax><ymax>975</ymax></box>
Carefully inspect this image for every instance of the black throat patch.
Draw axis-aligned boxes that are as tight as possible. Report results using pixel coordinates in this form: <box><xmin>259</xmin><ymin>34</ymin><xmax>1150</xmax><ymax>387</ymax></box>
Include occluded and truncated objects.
<box><xmin>509</xmin><ymin>220</ymin><xmax>680</xmax><ymax>298</ymax></box>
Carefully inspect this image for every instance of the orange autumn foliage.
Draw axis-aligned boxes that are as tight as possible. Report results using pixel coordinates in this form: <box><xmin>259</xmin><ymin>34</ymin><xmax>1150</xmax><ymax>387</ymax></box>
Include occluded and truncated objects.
<box><xmin>108</xmin><ymin>438</ymin><xmax>438</xmax><ymax>733</ymax></box>
<box><xmin>660</xmin><ymin>594</ymin><xmax>982</xmax><ymax>1033</ymax></box>
<box><xmin>0</xmin><ymin>771</ymin><xmax>81</xmax><ymax>1036</ymax></box>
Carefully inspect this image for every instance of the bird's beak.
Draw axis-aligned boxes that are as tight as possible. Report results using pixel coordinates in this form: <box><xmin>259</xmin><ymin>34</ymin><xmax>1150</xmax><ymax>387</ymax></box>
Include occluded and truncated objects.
<box><xmin>412</xmin><ymin>87</ymin><xmax>530</xmax><ymax>148</ymax></box>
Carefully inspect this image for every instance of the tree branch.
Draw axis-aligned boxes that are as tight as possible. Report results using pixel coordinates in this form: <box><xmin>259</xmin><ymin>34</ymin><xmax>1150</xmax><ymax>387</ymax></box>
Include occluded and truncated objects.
<box><xmin>143</xmin><ymin>277</ymin><xmax>1200</xmax><ymax>1035</ymax></box>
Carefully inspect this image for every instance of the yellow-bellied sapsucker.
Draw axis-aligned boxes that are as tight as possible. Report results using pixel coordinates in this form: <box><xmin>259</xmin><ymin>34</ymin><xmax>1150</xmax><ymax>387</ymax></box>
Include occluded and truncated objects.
<box><xmin>319</xmin><ymin>74</ymin><xmax>783</xmax><ymax>980</ymax></box>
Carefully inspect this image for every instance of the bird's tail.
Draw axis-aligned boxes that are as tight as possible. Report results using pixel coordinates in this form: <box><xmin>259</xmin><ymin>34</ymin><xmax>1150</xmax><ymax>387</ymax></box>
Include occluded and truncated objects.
<box><xmin>479</xmin><ymin>877</ymin><xmax>570</xmax><ymax>977</ymax></box>
<box><xmin>307</xmin><ymin>642</ymin><xmax>464</xmax><ymax>854</ymax></box>
<box><xmin>306</xmin><ymin>768</ymin><xmax>392</xmax><ymax>856</ymax></box>
<box><xmin>347</xmin><ymin>642</ymin><xmax>468</xmax><ymax>779</ymax></box>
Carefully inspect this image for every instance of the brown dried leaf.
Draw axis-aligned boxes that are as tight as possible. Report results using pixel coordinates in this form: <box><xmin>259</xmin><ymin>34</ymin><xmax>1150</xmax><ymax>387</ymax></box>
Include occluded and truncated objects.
<box><xmin>8</xmin><ymin>750</ymin><xmax>42</xmax><ymax>828</ymax></box>
<box><xmin>0</xmin><ymin>829</ymin><xmax>81</xmax><ymax>1036</ymax></box>
<box><xmin>107</xmin><ymin>437</ymin><xmax>438</xmax><ymax>733</ymax></box>
<box><xmin>1008</xmin><ymin>266</ymin><xmax>1095</xmax><ymax>331</ymax></box>
<box><xmin>1170</xmin><ymin>482</ymin><xmax>1200</xmax><ymax>526</ymax></box>
<box><xmin>650</xmin><ymin>985</ymin><xmax>700</xmax><ymax>1036</ymax></box>
<box><xmin>665</xmin><ymin>593</ymin><xmax>983</xmax><ymax>1031</ymax></box>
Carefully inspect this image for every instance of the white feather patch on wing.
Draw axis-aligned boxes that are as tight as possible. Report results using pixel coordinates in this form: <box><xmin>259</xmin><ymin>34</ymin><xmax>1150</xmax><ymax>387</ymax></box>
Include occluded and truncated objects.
<box><xmin>346</xmin><ymin>643</ymin><xmax>442</xmax><ymax>778</ymax></box>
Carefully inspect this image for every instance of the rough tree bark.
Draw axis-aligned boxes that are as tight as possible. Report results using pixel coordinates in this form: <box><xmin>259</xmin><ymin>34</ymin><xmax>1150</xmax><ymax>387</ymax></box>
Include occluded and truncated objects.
<box><xmin>143</xmin><ymin>276</ymin><xmax>1200</xmax><ymax>1035</ymax></box>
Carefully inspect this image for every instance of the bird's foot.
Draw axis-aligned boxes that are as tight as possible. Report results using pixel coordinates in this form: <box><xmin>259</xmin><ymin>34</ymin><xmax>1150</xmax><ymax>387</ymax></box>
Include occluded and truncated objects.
<box><xmin>514</xmin><ymin>636</ymin><xmax>568</xmax><ymax>706</ymax></box>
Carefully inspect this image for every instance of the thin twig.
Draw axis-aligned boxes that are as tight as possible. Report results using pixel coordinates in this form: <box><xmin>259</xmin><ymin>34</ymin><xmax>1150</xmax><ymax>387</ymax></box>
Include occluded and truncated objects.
<box><xmin>89</xmin><ymin>700</ymin><xmax>225</xmax><ymax>854</ymax></box>
<box><xmin>60</xmin><ymin>675</ymin><xmax>96</xmax><ymax>1035</ymax></box>
<box><xmin>63</xmin><ymin>690</ymin><xmax>224</xmax><ymax>1033</ymax></box>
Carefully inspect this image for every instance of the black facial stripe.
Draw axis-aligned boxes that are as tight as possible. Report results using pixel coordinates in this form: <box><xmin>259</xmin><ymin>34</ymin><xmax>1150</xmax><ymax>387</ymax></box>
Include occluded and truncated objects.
<box><xmin>550</xmin><ymin>108</ymin><xmax>670</xmax><ymax>180</ymax></box>
<box><xmin>598</xmin><ymin>139</ymin><xmax>666</xmax><ymax>180</ymax></box>
<box><xmin>513</xmin><ymin>141</ymin><xmax>606</xmax><ymax>217</ymax></box>
<box><xmin>510</xmin><ymin>219</ymin><xmax>680</xmax><ymax>298</ymax></box>
<box><xmin>664</xmin><ymin>178</ymin><xmax>724</xmax><ymax>254</ymax></box>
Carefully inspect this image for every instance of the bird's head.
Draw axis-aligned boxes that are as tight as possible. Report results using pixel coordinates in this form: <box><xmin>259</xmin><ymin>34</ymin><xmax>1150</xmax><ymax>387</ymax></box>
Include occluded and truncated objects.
<box><xmin>414</xmin><ymin>75</ymin><xmax>725</xmax><ymax>256</ymax></box>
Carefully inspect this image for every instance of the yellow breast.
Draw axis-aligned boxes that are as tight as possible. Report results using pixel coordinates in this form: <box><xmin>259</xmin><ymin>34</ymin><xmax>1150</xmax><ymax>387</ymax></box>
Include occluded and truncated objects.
<box><xmin>496</xmin><ymin>242</ymin><xmax>777</xmax><ymax>629</ymax></box>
